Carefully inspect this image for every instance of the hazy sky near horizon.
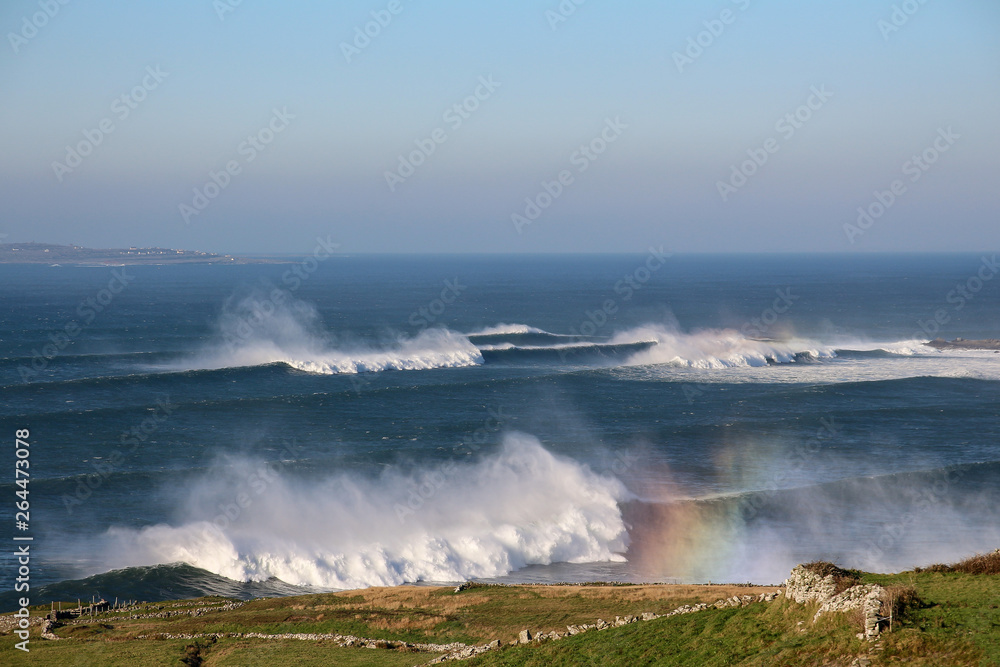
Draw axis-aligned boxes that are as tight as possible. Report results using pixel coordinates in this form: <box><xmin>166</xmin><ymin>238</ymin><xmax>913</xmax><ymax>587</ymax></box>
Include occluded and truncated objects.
<box><xmin>1</xmin><ymin>1</ymin><xmax>998</xmax><ymax>254</ymax></box>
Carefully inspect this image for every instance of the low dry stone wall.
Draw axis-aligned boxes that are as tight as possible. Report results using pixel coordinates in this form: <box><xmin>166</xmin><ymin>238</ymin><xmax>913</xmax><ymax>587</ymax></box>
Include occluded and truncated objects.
<box><xmin>3</xmin><ymin>583</ymin><xmax>795</xmax><ymax>662</ymax></box>
<box><xmin>428</xmin><ymin>589</ymin><xmax>783</xmax><ymax>663</ymax></box>
<box><xmin>784</xmin><ymin>565</ymin><xmax>885</xmax><ymax>639</ymax></box>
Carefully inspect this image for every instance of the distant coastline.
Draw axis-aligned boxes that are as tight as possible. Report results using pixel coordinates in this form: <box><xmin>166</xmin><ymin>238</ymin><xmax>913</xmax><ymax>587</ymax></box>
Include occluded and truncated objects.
<box><xmin>0</xmin><ymin>242</ymin><xmax>288</xmax><ymax>265</ymax></box>
<box><xmin>925</xmin><ymin>337</ymin><xmax>1000</xmax><ymax>351</ymax></box>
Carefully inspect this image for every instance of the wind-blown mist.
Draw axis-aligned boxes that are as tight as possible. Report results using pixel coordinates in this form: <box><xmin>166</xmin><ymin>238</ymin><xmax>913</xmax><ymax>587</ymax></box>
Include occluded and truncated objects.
<box><xmin>624</xmin><ymin>462</ymin><xmax>1000</xmax><ymax>584</ymax></box>
<box><xmin>96</xmin><ymin>432</ymin><xmax>1000</xmax><ymax>589</ymax></box>
<box><xmin>101</xmin><ymin>434</ymin><xmax>630</xmax><ymax>589</ymax></box>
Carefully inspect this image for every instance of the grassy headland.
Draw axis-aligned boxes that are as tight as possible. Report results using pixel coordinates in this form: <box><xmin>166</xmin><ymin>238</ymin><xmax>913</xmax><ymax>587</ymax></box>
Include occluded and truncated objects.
<box><xmin>2</xmin><ymin>552</ymin><xmax>998</xmax><ymax>666</ymax></box>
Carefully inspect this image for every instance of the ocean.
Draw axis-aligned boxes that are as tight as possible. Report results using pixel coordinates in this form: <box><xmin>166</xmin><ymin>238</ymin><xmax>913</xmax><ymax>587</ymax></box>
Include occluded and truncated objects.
<box><xmin>2</xmin><ymin>252</ymin><xmax>998</xmax><ymax>610</ymax></box>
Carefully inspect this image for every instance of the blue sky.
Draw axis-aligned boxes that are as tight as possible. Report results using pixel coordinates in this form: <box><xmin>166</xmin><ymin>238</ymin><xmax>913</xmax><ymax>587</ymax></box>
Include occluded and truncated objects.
<box><xmin>1</xmin><ymin>0</ymin><xmax>998</xmax><ymax>254</ymax></box>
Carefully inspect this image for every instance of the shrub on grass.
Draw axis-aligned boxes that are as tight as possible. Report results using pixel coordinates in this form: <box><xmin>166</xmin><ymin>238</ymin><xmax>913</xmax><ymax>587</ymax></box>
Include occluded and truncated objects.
<box><xmin>915</xmin><ymin>549</ymin><xmax>1000</xmax><ymax>575</ymax></box>
<box><xmin>914</xmin><ymin>563</ymin><xmax>952</xmax><ymax>573</ymax></box>
<box><xmin>180</xmin><ymin>637</ymin><xmax>216</xmax><ymax>666</ymax></box>
<box><xmin>951</xmin><ymin>550</ymin><xmax>1000</xmax><ymax>575</ymax></box>
<box><xmin>881</xmin><ymin>584</ymin><xmax>920</xmax><ymax>630</ymax></box>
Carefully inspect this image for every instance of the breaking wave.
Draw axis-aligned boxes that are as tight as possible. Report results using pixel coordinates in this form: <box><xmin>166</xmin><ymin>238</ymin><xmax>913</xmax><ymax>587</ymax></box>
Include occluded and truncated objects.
<box><xmin>173</xmin><ymin>289</ymin><xmax>483</xmax><ymax>375</ymax></box>
<box><xmin>611</xmin><ymin>327</ymin><xmax>837</xmax><ymax>369</ymax></box>
<box><xmin>831</xmin><ymin>339</ymin><xmax>939</xmax><ymax>356</ymax></box>
<box><xmin>101</xmin><ymin>434</ymin><xmax>630</xmax><ymax>589</ymax></box>
<box><xmin>279</xmin><ymin>330</ymin><xmax>483</xmax><ymax>375</ymax></box>
<box><xmin>163</xmin><ymin>288</ymin><xmax>953</xmax><ymax>378</ymax></box>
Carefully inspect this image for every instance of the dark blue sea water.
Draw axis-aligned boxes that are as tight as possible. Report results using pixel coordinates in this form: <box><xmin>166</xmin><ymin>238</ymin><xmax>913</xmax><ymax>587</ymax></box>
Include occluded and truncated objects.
<box><xmin>2</xmin><ymin>253</ymin><xmax>999</xmax><ymax>609</ymax></box>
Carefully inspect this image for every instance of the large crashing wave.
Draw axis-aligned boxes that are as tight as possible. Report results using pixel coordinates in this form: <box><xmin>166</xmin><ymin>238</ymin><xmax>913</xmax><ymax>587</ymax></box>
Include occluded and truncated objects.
<box><xmin>177</xmin><ymin>290</ymin><xmax>483</xmax><ymax>375</ymax></box>
<box><xmin>101</xmin><ymin>434</ymin><xmax>630</xmax><ymax>589</ymax></box>
<box><xmin>172</xmin><ymin>287</ymin><xmax>951</xmax><ymax>377</ymax></box>
<box><xmin>612</xmin><ymin>326</ymin><xmax>837</xmax><ymax>369</ymax></box>
<box><xmin>279</xmin><ymin>329</ymin><xmax>483</xmax><ymax>374</ymax></box>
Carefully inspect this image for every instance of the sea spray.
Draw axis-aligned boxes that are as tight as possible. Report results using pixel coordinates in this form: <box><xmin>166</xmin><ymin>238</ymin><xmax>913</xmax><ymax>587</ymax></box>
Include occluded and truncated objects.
<box><xmin>101</xmin><ymin>433</ymin><xmax>630</xmax><ymax>589</ymax></box>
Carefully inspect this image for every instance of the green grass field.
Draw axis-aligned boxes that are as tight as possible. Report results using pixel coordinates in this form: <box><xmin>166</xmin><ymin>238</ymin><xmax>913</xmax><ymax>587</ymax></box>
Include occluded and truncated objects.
<box><xmin>466</xmin><ymin>570</ymin><xmax>1000</xmax><ymax>667</ymax></box>
<box><xmin>2</xmin><ymin>562</ymin><xmax>998</xmax><ymax>666</ymax></box>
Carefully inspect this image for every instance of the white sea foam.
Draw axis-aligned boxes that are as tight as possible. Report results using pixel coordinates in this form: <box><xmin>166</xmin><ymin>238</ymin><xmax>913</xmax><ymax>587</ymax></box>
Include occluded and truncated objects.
<box><xmin>102</xmin><ymin>434</ymin><xmax>630</xmax><ymax>589</ymax></box>
<box><xmin>279</xmin><ymin>329</ymin><xmax>483</xmax><ymax>374</ymax></box>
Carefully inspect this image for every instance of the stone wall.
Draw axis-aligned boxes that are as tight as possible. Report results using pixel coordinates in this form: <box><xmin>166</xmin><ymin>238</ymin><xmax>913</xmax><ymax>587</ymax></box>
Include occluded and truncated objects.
<box><xmin>784</xmin><ymin>564</ymin><xmax>885</xmax><ymax>639</ymax></box>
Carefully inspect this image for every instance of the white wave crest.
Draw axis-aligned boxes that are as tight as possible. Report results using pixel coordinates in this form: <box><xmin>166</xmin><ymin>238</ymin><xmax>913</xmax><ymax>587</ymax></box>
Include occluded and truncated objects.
<box><xmin>467</xmin><ymin>323</ymin><xmax>551</xmax><ymax>336</ymax></box>
<box><xmin>832</xmin><ymin>339</ymin><xmax>940</xmax><ymax>356</ymax></box>
<box><xmin>101</xmin><ymin>434</ymin><xmax>630</xmax><ymax>589</ymax></box>
<box><xmin>281</xmin><ymin>329</ymin><xmax>483</xmax><ymax>375</ymax></box>
<box><xmin>477</xmin><ymin>342</ymin><xmax>517</xmax><ymax>351</ymax></box>
<box><xmin>611</xmin><ymin>326</ymin><xmax>837</xmax><ymax>369</ymax></box>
